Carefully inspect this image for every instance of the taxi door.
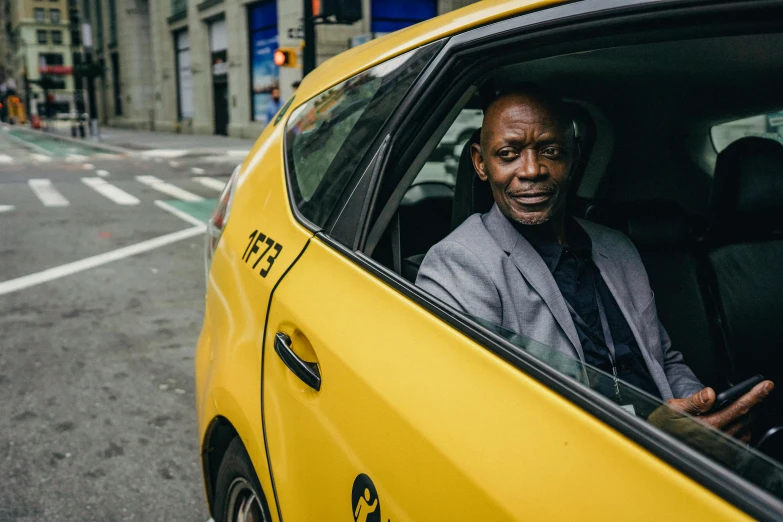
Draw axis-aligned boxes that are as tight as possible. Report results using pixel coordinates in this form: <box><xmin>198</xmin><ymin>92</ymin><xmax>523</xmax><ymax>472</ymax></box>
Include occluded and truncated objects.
<box><xmin>261</xmin><ymin>234</ymin><xmax>743</xmax><ymax>521</ymax></box>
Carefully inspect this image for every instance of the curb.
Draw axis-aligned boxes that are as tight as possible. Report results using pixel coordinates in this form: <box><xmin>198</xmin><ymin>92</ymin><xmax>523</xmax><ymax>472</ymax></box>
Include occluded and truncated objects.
<box><xmin>2</xmin><ymin>124</ymin><xmax>133</xmax><ymax>155</ymax></box>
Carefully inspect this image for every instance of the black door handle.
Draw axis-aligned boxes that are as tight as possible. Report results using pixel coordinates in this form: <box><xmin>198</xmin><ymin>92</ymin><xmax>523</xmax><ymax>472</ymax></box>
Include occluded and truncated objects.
<box><xmin>274</xmin><ymin>332</ymin><xmax>321</xmax><ymax>391</ymax></box>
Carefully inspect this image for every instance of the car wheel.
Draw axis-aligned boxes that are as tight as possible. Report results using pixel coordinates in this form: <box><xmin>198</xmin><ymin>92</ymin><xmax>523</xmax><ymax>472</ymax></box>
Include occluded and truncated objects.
<box><xmin>213</xmin><ymin>438</ymin><xmax>271</xmax><ymax>522</ymax></box>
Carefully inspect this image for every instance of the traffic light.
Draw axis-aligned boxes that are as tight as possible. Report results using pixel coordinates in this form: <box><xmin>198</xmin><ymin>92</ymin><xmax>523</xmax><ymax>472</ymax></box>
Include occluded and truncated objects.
<box><xmin>273</xmin><ymin>48</ymin><xmax>298</xmax><ymax>67</ymax></box>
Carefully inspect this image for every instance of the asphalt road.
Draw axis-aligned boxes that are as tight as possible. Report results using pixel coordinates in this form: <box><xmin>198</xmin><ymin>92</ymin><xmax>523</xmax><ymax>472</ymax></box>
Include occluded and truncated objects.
<box><xmin>0</xmin><ymin>128</ymin><xmax>237</xmax><ymax>521</ymax></box>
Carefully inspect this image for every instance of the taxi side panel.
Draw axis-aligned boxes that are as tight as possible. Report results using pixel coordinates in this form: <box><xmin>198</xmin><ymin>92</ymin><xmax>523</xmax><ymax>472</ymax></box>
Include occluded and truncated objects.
<box><xmin>262</xmin><ymin>237</ymin><xmax>750</xmax><ymax>521</ymax></box>
<box><xmin>195</xmin><ymin>119</ymin><xmax>313</xmax><ymax>521</ymax></box>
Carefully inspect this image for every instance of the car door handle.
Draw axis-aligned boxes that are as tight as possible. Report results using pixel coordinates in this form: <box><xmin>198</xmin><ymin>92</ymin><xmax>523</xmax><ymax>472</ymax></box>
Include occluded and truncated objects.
<box><xmin>274</xmin><ymin>332</ymin><xmax>321</xmax><ymax>391</ymax></box>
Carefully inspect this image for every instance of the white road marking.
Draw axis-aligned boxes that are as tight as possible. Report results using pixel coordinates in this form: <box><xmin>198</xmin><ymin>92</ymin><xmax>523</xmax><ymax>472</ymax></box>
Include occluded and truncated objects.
<box><xmin>227</xmin><ymin>150</ymin><xmax>250</xmax><ymax>156</ymax></box>
<box><xmin>0</xmin><ymin>204</ymin><xmax>14</xmax><ymax>213</ymax></box>
<box><xmin>139</xmin><ymin>149</ymin><xmax>188</xmax><ymax>158</ymax></box>
<box><xmin>136</xmin><ymin>175</ymin><xmax>203</xmax><ymax>202</ymax></box>
<box><xmin>96</xmin><ymin>169</ymin><xmax>110</xmax><ymax>177</ymax></box>
<box><xmin>0</xmin><ymin>154</ymin><xmax>14</xmax><ymax>163</ymax></box>
<box><xmin>155</xmin><ymin>200</ymin><xmax>208</xmax><ymax>227</ymax></box>
<box><xmin>28</xmin><ymin>179</ymin><xmax>69</xmax><ymax>207</ymax></box>
<box><xmin>65</xmin><ymin>154</ymin><xmax>88</xmax><ymax>162</ymax></box>
<box><xmin>190</xmin><ymin>167</ymin><xmax>205</xmax><ymax>175</ymax></box>
<box><xmin>0</xmin><ymin>223</ymin><xmax>205</xmax><ymax>296</ymax></box>
<box><xmin>83</xmin><ymin>163</ymin><xmax>95</xmax><ymax>170</ymax></box>
<box><xmin>31</xmin><ymin>153</ymin><xmax>52</xmax><ymax>163</ymax></box>
<box><xmin>168</xmin><ymin>161</ymin><xmax>181</xmax><ymax>168</ymax></box>
<box><xmin>192</xmin><ymin>176</ymin><xmax>226</xmax><ymax>191</ymax></box>
<box><xmin>82</xmin><ymin>177</ymin><xmax>140</xmax><ymax>205</ymax></box>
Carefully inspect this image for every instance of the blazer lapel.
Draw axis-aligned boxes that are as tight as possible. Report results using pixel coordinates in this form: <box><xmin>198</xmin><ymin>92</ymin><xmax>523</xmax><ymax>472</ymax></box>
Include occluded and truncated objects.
<box><xmin>588</xmin><ymin>234</ymin><xmax>674</xmax><ymax>399</ymax></box>
<box><xmin>484</xmin><ymin>205</ymin><xmax>585</xmax><ymax>362</ymax></box>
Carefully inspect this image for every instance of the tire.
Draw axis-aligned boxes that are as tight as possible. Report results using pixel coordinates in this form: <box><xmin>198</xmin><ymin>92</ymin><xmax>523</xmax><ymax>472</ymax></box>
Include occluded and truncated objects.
<box><xmin>213</xmin><ymin>438</ymin><xmax>272</xmax><ymax>522</ymax></box>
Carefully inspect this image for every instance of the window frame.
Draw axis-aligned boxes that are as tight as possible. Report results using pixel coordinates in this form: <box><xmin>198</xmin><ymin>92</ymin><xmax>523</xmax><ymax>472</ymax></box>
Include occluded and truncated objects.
<box><xmin>36</xmin><ymin>29</ymin><xmax>47</xmax><ymax>44</ymax></box>
<box><xmin>49</xmin><ymin>7</ymin><xmax>60</xmax><ymax>23</ymax></box>
<box><xmin>51</xmin><ymin>29</ymin><xmax>62</xmax><ymax>44</ymax></box>
<box><xmin>34</xmin><ymin>7</ymin><xmax>45</xmax><ymax>21</ymax></box>
<box><xmin>307</xmin><ymin>0</ymin><xmax>783</xmax><ymax>518</ymax></box>
<box><xmin>281</xmin><ymin>41</ymin><xmax>445</xmax><ymax>237</ymax></box>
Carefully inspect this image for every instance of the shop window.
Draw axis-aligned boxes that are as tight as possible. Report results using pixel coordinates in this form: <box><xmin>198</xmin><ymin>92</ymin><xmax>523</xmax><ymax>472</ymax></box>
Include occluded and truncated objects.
<box><xmin>51</xmin><ymin>30</ymin><xmax>62</xmax><ymax>44</ymax></box>
<box><xmin>175</xmin><ymin>30</ymin><xmax>194</xmax><ymax>119</ymax></box>
<box><xmin>95</xmin><ymin>0</ymin><xmax>103</xmax><ymax>50</ymax></box>
<box><xmin>248</xmin><ymin>0</ymin><xmax>278</xmax><ymax>122</ymax></box>
<box><xmin>107</xmin><ymin>0</ymin><xmax>117</xmax><ymax>45</ymax></box>
<box><xmin>370</xmin><ymin>0</ymin><xmax>436</xmax><ymax>33</ymax></box>
<box><xmin>37</xmin><ymin>29</ymin><xmax>47</xmax><ymax>44</ymax></box>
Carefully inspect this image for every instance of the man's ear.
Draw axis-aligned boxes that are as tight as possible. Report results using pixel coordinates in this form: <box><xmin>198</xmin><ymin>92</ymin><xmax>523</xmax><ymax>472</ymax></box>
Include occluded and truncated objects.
<box><xmin>471</xmin><ymin>143</ymin><xmax>488</xmax><ymax>181</ymax></box>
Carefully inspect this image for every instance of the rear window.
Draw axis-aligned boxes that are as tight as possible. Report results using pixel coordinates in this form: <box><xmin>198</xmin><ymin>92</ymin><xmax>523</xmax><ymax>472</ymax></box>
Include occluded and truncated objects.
<box><xmin>711</xmin><ymin>111</ymin><xmax>783</xmax><ymax>152</ymax></box>
<box><xmin>284</xmin><ymin>43</ymin><xmax>438</xmax><ymax>229</ymax></box>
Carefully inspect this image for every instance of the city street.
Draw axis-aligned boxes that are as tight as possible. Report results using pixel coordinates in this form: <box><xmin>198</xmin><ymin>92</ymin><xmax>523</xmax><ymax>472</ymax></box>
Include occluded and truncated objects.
<box><xmin>0</xmin><ymin>126</ymin><xmax>241</xmax><ymax>521</ymax></box>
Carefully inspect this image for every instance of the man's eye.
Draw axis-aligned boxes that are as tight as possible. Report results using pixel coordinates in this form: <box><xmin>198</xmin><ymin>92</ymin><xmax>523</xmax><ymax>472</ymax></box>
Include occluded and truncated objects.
<box><xmin>541</xmin><ymin>147</ymin><xmax>563</xmax><ymax>158</ymax></box>
<box><xmin>498</xmin><ymin>149</ymin><xmax>517</xmax><ymax>159</ymax></box>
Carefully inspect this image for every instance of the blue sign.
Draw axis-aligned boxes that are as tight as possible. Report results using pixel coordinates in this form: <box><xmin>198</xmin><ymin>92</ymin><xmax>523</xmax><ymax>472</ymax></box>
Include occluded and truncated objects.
<box><xmin>249</xmin><ymin>1</ymin><xmax>279</xmax><ymax>122</ymax></box>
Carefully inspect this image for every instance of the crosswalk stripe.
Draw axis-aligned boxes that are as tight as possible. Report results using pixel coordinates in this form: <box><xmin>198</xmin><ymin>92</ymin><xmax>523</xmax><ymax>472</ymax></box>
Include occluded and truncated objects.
<box><xmin>82</xmin><ymin>177</ymin><xmax>140</xmax><ymax>205</ymax></box>
<box><xmin>136</xmin><ymin>175</ymin><xmax>203</xmax><ymax>202</ymax></box>
<box><xmin>192</xmin><ymin>176</ymin><xmax>226</xmax><ymax>191</ymax></box>
<box><xmin>0</xmin><ymin>154</ymin><xmax>14</xmax><ymax>163</ymax></box>
<box><xmin>31</xmin><ymin>153</ymin><xmax>52</xmax><ymax>163</ymax></box>
<box><xmin>28</xmin><ymin>179</ymin><xmax>69</xmax><ymax>207</ymax></box>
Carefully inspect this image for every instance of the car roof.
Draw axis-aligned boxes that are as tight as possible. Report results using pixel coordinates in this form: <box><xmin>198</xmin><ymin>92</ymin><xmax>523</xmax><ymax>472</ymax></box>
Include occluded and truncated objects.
<box><xmin>291</xmin><ymin>0</ymin><xmax>566</xmax><ymax>110</ymax></box>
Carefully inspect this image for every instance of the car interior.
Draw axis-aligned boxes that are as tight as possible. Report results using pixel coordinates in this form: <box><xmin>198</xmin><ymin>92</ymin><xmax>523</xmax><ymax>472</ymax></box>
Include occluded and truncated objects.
<box><xmin>367</xmin><ymin>33</ymin><xmax>783</xmax><ymax>453</ymax></box>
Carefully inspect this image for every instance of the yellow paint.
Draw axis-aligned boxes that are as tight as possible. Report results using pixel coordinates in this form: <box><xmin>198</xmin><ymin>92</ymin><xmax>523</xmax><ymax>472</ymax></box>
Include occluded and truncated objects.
<box><xmin>196</xmin><ymin>1</ymin><xmax>756</xmax><ymax>520</ymax></box>
<box><xmin>260</xmin><ymin>237</ymin><xmax>749</xmax><ymax>521</ymax></box>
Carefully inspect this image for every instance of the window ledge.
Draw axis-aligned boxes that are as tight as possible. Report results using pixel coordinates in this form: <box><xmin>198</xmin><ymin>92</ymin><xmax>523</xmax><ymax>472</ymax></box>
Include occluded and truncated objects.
<box><xmin>197</xmin><ymin>0</ymin><xmax>222</xmax><ymax>12</ymax></box>
<box><xmin>167</xmin><ymin>10</ymin><xmax>186</xmax><ymax>24</ymax></box>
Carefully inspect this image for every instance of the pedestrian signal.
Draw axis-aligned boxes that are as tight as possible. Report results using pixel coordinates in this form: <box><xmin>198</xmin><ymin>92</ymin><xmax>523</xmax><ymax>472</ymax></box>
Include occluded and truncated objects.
<box><xmin>273</xmin><ymin>48</ymin><xmax>297</xmax><ymax>67</ymax></box>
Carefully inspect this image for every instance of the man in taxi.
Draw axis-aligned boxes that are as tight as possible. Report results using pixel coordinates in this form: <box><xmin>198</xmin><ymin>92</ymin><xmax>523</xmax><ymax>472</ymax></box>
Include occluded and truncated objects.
<box><xmin>416</xmin><ymin>85</ymin><xmax>773</xmax><ymax>438</ymax></box>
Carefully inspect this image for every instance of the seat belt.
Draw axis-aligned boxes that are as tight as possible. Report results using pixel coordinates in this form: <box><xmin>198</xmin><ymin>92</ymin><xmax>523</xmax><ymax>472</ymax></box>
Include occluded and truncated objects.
<box><xmin>390</xmin><ymin>212</ymin><xmax>402</xmax><ymax>275</ymax></box>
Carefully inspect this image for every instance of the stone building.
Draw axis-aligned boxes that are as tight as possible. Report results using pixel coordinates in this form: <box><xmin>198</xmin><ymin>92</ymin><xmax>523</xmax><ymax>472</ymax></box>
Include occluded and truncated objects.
<box><xmin>82</xmin><ymin>0</ymin><xmax>477</xmax><ymax>138</ymax></box>
<box><xmin>3</xmin><ymin>0</ymin><xmax>82</xmax><ymax>117</ymax></box>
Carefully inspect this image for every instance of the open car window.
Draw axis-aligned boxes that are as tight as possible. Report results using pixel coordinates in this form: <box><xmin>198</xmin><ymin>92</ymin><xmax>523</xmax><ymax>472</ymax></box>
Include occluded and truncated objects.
<box><xmin>712</xmin><ymin>111</ymin><xmax>783</xmax><ymax>153</ymax></box>
<box><xmin>473</xmin><ymin>316</ymin><xmax>783</xmax><ymax>500</ymax></box>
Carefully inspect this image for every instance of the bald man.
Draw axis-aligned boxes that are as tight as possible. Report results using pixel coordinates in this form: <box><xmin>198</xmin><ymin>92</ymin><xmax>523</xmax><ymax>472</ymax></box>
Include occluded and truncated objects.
<box><xmin>416</xmin><ymin>87</ymin><xmax>773</xmax><ymax>439</ymax></box>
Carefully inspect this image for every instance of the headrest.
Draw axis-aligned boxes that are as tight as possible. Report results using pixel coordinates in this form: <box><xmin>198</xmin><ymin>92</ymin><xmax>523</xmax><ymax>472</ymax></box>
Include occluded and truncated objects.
<box><xmin>586</xmin><ymin>200</ymin><xmax>700</xmax><ymax>247</ymax></box>
<box><xmin>451</xmin><ymin>129</ymin><xmax>493</xmax><ymax>230</ymax></box>
<box><xmin>711</xmin><ymin>137</ymin><xmax>783</xmax><ymax>232</ymax></box>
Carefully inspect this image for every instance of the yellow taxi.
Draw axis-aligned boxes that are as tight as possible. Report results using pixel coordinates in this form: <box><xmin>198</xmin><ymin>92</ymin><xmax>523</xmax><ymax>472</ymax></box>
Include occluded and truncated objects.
<box><xmin>196</xmin><ymin>0</ymin><xmax>783</xmax><ymax>520</ymax></box>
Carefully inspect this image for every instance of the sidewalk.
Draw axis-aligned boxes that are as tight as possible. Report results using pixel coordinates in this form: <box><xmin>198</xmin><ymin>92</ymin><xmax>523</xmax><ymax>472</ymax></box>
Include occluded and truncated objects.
<box><xmin>44</xmin><ymin>120</ymin><xmax>255</xmax><ymax>156</ymax></box>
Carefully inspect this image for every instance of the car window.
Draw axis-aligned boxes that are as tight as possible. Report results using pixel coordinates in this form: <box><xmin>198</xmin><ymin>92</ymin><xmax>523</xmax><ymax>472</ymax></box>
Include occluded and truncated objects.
<box><xmin>412</xmin><ymin>105</ymin><xmax>483</xmax><ymax>188</ymax></box>
<box><xmin>711</xmin><ymin>111</ymin><xmax>783</xmax><ymax>153</ymax></box>
<box><xmin>285</xmin><ymin>43</ymin><xmax>439</xmax><ymax>229</ymax></box>
<box><xmin>473</xmin><ymin>316</ymin><xmax>783</xmax><ymax>500</ymax></box>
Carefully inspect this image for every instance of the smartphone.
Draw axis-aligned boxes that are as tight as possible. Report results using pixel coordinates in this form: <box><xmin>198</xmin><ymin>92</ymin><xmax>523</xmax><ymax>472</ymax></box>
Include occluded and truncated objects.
<box><xmin>714</xmin><ymin>374</ymin><xmax>765</xmax><ymax>410</ymax></box>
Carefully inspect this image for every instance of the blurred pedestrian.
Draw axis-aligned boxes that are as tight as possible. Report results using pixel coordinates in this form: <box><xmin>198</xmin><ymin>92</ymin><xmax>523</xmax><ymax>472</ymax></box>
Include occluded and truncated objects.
<box><xmin>292</xmin><ymin>81</ymin><xmax>300</xmax><ymax>92</ymax></box>
<box><xmin>265</xmin><ymin>87</ymin><xmax>282</xmax><ymax>124</ymax></box>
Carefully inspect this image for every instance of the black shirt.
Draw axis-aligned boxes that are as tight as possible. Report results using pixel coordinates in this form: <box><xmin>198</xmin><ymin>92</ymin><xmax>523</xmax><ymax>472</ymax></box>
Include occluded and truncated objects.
<box><xmin>516</xmin><ymin>219</ymin><xmax>661</xmax><ymax>400</ymax></box>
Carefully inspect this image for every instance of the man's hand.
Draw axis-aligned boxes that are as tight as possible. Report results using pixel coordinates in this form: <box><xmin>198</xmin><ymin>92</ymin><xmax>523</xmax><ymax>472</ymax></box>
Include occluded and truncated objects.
<box><xmin>665</xmin><ymin>381</ymin><xmax>775</xmax><ymax>442</ymax></box>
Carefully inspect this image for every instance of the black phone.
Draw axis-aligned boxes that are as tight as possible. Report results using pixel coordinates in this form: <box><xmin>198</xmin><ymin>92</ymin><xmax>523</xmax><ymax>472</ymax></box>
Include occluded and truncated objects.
<box><xmin>714</xmin><ymin>374</ymin><xmax>765</xmax><ymax>410</ymax></box>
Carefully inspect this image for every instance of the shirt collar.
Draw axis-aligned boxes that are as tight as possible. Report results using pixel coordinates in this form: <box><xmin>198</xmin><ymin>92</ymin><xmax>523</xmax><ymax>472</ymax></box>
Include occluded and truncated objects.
<box><xmin>512</xmin><ymin>217</ymin><xmax>592</xmax><ymax>272</ymax></box>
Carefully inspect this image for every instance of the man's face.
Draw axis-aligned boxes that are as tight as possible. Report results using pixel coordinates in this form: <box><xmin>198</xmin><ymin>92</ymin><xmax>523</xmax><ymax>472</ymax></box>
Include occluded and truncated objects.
<box><xmin>271</xmin><ymin>88</ymin><xmax>280</xmax><ymax>100</ymax></box>
<box><xmin>471</xmin><ymin>93</ymin><xmax>575</xmax><ymax>226</ymax></box>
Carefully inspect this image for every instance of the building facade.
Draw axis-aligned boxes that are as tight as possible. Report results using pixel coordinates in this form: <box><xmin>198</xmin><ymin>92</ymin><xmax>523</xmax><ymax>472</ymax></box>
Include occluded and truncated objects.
<box><xmin>3</xmin><ymin>0</ymin><xmax>83</xmax><ymax>117</ymax></box>
<box><xmin>81</xmin><ymin>0</ymin><xmax>477</xmax><ymax>138</ymax></box>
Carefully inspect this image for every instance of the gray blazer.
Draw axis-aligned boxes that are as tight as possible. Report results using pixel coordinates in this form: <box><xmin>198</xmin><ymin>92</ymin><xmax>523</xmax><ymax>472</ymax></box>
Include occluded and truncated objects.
<box><xmin>416</xmin><ymin>204</ymin><xmax>703</xmax><ymax>400</ymax></box>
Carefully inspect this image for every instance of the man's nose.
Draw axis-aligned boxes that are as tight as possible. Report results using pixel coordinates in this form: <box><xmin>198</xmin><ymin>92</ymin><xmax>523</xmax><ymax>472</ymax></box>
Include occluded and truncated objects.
<box><xmin>517</xmin><ymin>149</ymin><xmax>547</xmax><ymax>179</ymax></box>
